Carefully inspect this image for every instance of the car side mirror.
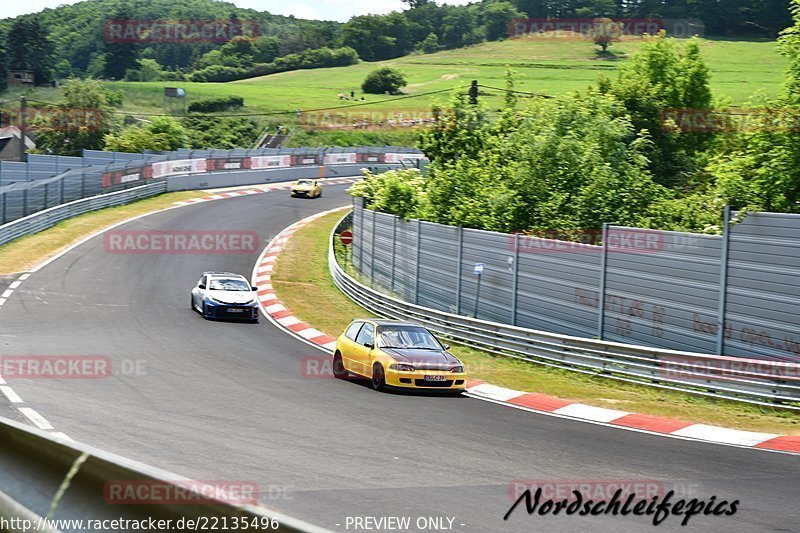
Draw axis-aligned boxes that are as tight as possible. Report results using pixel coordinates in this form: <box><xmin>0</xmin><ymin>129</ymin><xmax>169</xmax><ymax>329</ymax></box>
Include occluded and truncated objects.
<box><xmin>364</xmin><ymin>342</ymin><xmax>374</xmax><ymax>349</ymax></box>
<box><xmin>251</xmin><ymin>286</ymin><xmax>258</xmax><ymax>291</ymax></box>
<box><xmin>198</xmin><ymin>284</ymin><xmax>206</xmax><ymax>289</ymax></box>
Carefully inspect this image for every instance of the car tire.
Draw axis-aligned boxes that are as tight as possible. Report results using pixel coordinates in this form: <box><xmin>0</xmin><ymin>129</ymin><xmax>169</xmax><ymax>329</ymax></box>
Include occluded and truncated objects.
<box><xmin>371</xmin><ymin>363</ymin><xmax>386</xmax><ymax>392</ymax></box>
<box><xmin>333</xmin><ymin>352</ymin><xmax>348</xmax><ymax>379</ymax></box>
<box><xmin>191</xmin><ymin>295</ymin><xmax>195</xmax><ymax>312</ymax></box>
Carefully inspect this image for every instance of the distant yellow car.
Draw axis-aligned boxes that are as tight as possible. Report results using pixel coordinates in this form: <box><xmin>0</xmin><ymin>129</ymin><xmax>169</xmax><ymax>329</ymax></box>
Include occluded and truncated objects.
<box><xmin>290</xmin><ymin>179</ymin><xmax>322</xmax><ymax>198</ymax></box>
<box><xmin>333</xmin><ymin>319</ymin><xmax>467</xmax><ymax>392</ymax></box>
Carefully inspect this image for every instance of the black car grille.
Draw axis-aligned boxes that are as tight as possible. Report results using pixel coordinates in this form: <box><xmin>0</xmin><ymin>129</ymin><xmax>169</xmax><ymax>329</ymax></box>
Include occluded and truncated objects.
<box><xmin>414</xmin><ymin>379</ymin><xmax>454</xmax><ymax>387</ymax></box>
<box><xmin>216</xmin><ymin>305</ymin><xmax>257</xmax><ymax>319</ymax></box>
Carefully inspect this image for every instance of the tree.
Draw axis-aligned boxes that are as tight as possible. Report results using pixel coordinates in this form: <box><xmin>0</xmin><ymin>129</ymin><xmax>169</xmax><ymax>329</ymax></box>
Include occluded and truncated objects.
<box><xmin>182</xmin><ymin>116</ymin><xmax>261</xmax><ymax>149</ymax></box>
<box><xmin>779</xmin><ymin>0</ymin><xmax>800</xmax><ymax>102</ymax></box>
<box><xmin>0</xmin><ymin>38</ymin><xmax>8</xmax><ymax>94</ymax></box>
<box><xmin>104</xmin><ymin>117</ymin><xmax>187</xmax><ymax>152</ymax></box>
<box><xmin>417</xmin><ymin>32</ymin><xmax>440</xmax><ymax>54</ymax></box>
<box><xmin>362</xmin><ymin>66</ymin><xmax>408</xmax><ymax>94</ymax></box>
<box><xmin>103</xmin><ymin>2</ymin><xmax>139</xmax><ymax>80</ymax></box>
<box><xmin>33</xmin><ymin>79</ymin><xmax>119</xmax><ymax>156</ymax></box>
<box><xmin>442</xmin><ymin>7</ymin><xmax>483</xmax><ymax>49</ymax></box>
<box><xmin>590</xmin><ymin>17</ymin><xmax>622</xmax><ymax>52</ymax></box>
<box><xmin>6</xmin><ymin>17</ymin><xmax>56</xmax><ymax>85</ymax></box>
<box><xmin>482</xmin><ymin>2</ymin><xmax>525</xmax><ymax>41</ymax></box>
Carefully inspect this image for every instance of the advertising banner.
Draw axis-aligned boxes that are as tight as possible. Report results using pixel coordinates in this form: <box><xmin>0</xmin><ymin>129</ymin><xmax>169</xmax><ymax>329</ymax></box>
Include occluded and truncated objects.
<box><xmin>250</xmin><ymin>155</ymin><xmax>292</xmax><ymax>170</ymax></box>
<box><xmin>152</xmin><ymin>158</ymin><xmax>207</xmax><ymax>179</ymax></box>
<box><xmin>101</xmin><ymin>165</ymin><xmax>153</xmax><ymax>187</ymax></box>
<box><xmin>383</xmin><ymin>153</ymin><xmax>428</xmax><ymax>164</ymax></box>
<box><xmin>206</xmin><ymin>157</ymin><xmax>251</xmax><ymax>171</ymax></box>
<box><xmin>323</xmin><ymin>153</ymin><xmax>357</xmax><ymax>165</ymax></box>
<box><xmin>291</xmin><ymin>154</ymin><xmax>320</xmax><ymax>166</ymax></box>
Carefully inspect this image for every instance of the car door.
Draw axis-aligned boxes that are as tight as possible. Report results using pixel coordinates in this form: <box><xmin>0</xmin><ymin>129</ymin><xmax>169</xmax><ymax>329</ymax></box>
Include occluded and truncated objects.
<box><xmin>193</xmin><ymin>275</ymin><xmax>207</xmax><ymax>308</ymax></box>
<box><xmin>338</xmin><ymin>321</ymin><xmax>364</xmax><ymax>371</ymax></box>
<box><xmin>352</xmin><ymin>322</ymin><xmax>376</xmax><ymax>376</ymax></box>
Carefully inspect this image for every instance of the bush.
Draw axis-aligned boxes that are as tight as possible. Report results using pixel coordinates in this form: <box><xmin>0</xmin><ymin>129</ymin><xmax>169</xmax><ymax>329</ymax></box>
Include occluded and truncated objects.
<box><xmin>348</xmin><ymin>168</ymin><xmax>425</xmax><ymax>219</ymax></box>
<box><xmin>190</xmin><ymin>47</ymin><xmax>359</xmax><ymax>82</ymax></box>
<box><xmin>187</xmin><ymin>96</ymin><xmax>245</xmax><ymax>113</ymax></box>
<box><xmin>362</xmin><ymin>66</ymin><xmax>407</xmax><ymax>95</ymax></box>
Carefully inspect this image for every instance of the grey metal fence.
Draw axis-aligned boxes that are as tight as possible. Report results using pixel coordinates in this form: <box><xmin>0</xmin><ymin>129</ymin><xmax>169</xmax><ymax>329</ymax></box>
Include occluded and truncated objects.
<box><xmin>333</xmin><ymin>213</ymin><xmax>800</xmax><ymax>408</ymax></box>
<box><xmin>0</xmin><ymin>182</ymin><xmax>166</xmax><ymax>247</ymax></box>
<box><xmin>351</xmin><ymin>200</ymin><xmax>800</xmax><ymax>363</ymax></box>
<box><xmin>0</xmin><ymin>147</ymin><xmax>424</xmax><ymax>225</ymax></box>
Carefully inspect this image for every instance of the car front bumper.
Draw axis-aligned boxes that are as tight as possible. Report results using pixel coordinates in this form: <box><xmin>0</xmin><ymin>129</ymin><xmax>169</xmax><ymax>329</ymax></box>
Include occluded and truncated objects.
<box><xmin>203</xmin><ymin>300</ymin><xmax>259</xmax><ymax>320</ymax></box>
<box><xmin>385</xmin><ymin>369</ymin><xmax>467</xmax><ymax>390</ymax></box>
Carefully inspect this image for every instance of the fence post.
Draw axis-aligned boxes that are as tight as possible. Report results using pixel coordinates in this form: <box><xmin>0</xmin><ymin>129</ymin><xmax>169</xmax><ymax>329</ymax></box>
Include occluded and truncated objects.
<box><xmin>511</xmin><ymin>233</ymin><xmax>520</xmax><ymax>325</ymax></box>
<box><xmin>455</xmin><ymin>226</ymin><xmax>463</xmax><ymax>314</ymax></box>
<box><xmin>390</xmin><ymin>216</ymin><xmax>397</xmax><ymax>292</ymax></box>
<box><xmin>597</xmin><ymin>223</ymin><xmax>609</xmax><ymax>340</ymax></box>
<box><xmin>414</xmin><ymin>219</ymin><xmax>422</xmax><ymax>305</ymax></box>
<box><xmin>370</xmin><ymin>209</ymin><xmax>377</xmax><ymax>286</ymax></box>
<box><xmin>716</xmin><ymin>206</ymin><xmax>732</xmax><ymax>355</ymax></box>
<box><xmin>60</xmin><ymin>175</ymin><xmax>65</xmax><ymax>204</ymax></box>
<box><xmin>81</xmin><ymin>171</ymin><xmax>86</xmax><ymax>199</ymax></box>
<box><xmin>22</xmin><ymin>188</ymin><xmax>28</xmax><ymax>217</ymax></box>
<box><xmin>358</xmin><ymin>198</ymin><xmax>365</xmax><ymax>273</ymax></box>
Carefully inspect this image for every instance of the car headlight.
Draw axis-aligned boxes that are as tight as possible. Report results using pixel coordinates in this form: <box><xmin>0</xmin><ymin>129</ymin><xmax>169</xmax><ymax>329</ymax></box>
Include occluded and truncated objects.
<box><xmin>389</xmin><ymin>363</ymin><xmax>415</xmax><ymax>372</ymax></box>
<box><xmin>450</xmin><ymin>365</ymin><xmax>465</xmax><ymax>373</ymax></box>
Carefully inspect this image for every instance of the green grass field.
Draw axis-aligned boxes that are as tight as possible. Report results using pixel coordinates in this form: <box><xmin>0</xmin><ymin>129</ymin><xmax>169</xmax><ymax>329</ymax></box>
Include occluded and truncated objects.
<box><xmin>8</xmin><ymin>36</ymin><xmax>786</xmax><ymax>131</ymax></box>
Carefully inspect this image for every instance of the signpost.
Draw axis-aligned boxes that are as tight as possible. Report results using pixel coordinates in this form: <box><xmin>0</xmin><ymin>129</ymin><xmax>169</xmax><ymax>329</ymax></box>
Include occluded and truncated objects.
<box><xmin>473</xmin><ymin>263</ymin><xmax>484</xmax><ymax>318</ymax></box>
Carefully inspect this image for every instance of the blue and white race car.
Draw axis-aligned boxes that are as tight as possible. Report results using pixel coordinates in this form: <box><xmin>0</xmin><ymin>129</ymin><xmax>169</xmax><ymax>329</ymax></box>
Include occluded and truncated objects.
<box><xmin>191</xmin><ymin>272</ymin><xmax>260</xmax><ymax>322</ymax></box>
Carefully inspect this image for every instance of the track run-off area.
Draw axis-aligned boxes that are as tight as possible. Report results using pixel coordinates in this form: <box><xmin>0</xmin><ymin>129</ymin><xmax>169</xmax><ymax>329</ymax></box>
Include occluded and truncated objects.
<box><xmin>1</xmin><ymin>183</ymin><xmax>798</xmax><ymax>532</ymax></box>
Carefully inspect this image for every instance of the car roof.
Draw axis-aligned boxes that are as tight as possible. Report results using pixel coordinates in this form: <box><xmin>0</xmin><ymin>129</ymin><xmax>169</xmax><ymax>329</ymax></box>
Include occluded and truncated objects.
<box><xmin>353</xmin><ymin>318</ymin><xmax>424</xmax><ymax>328</ymax></box>
<box><xmin>203</xmin><ymin>271</ymin><xmax>247</xmax><ymax>279</ymax></box>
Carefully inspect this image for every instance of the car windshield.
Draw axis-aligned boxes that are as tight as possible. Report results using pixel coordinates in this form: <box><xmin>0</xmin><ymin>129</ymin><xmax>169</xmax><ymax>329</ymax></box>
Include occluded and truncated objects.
<box><xmin>296</xmin><ymin>180</ymin><xmax>312</xmax><ymax>185</ymax></box>
<box><xmin>209</xmin><ymin>278</ymin><xmax>251</xmax><ymax>291</ymax></box>
<box><xmin>378</xmin><ymin>326</ymin><xmax>442</xmax><ymax>350</ymax></box>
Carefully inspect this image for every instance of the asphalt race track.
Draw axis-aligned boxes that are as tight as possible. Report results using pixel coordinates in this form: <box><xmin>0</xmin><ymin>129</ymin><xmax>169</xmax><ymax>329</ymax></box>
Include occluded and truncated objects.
<box><xmin>1</xmin><ymin>183</ymin><xmax>798</xmax><ymax>532</ymax></box>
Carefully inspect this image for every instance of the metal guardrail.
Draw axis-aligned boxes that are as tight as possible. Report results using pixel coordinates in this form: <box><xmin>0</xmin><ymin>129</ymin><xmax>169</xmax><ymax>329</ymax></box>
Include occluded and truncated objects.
<box><xmin>0</xmin><ymin>181</ymin><xmax>167</xmax><ymax>247</ymax></box>
<box><xmin>0</xmin><ymin>414</ymin><xmax>330</xmax><ymax>532</ymax></box>
<box><xmin>329</xmin><ymin>213</ymin><xmax>800</xmax><ymax>410</ymax></box>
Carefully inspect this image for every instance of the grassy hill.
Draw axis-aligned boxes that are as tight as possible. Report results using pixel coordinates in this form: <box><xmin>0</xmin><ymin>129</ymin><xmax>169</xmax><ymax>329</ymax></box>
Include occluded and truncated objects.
<box><xmin>7</xmin><ymin>35</ymin><xmax>786</xmax><ymax>133</ymax></box>
<box><xmin>114</xmin><ymin>36</ymin><xmax>787</xmax><ymax>117</ymax></box>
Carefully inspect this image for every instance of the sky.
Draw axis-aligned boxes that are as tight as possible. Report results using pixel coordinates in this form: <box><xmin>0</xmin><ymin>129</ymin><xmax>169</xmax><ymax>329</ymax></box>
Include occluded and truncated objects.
<box><xmin>0</xmin><ymin>0</ymin><xmax>470</xmax><ymax>22</ymax></box>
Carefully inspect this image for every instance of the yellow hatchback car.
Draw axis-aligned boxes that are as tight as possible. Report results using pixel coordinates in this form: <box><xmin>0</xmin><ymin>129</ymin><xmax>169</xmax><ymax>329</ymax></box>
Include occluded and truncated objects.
<box><xmin>290</xmin><ymin>179</ymin><xmax>322</xmax><ymax>198</ymax></box>
<box><xmin>333</xmin><ymin>319</ymin><xmax>467</xmax><ymax>392</ymax></box>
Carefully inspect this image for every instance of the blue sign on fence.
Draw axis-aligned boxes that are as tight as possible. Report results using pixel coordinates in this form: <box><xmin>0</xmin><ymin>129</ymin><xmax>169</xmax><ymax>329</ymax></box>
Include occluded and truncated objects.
<box><xmin>474</xmin><ymin>263</ymin><xmax>484</xmax><ymax>275</ymax></box>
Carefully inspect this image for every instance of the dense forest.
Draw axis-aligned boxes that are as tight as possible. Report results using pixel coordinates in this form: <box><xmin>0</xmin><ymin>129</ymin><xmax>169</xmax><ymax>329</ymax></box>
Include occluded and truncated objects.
<box><xmin>0</xmin><ymin>0</ymin><xmax>793</xmax><ymax>87</ymax></box>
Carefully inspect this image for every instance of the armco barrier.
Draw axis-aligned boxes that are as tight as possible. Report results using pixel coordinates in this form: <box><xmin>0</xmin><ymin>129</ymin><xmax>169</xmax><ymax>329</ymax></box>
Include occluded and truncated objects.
<box><xmin>329</xmin><ymin>213</ymin><xmax>800</xmax><ymax>409</ymax></box>
<box><xmin>0</xmin><ymin>181</ymin><xmax>167</xmax><ymax>247</ymax></box>
<box><xmin>0</xmin><ymin>414</ymin><xmax>329</xmax><ymax>532</ymax></box>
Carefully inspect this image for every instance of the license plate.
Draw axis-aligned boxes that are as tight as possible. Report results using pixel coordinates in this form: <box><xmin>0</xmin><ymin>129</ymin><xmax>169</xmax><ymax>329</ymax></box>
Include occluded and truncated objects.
<box><xmin>227</xmin><ymin>308</ymin><xmax>244</xmax><ymax>313</ymax></box>
<box><xmin>424</xmin><ymin>375</ymin><xmax>447</xmax><ymax>381</ymax></box>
